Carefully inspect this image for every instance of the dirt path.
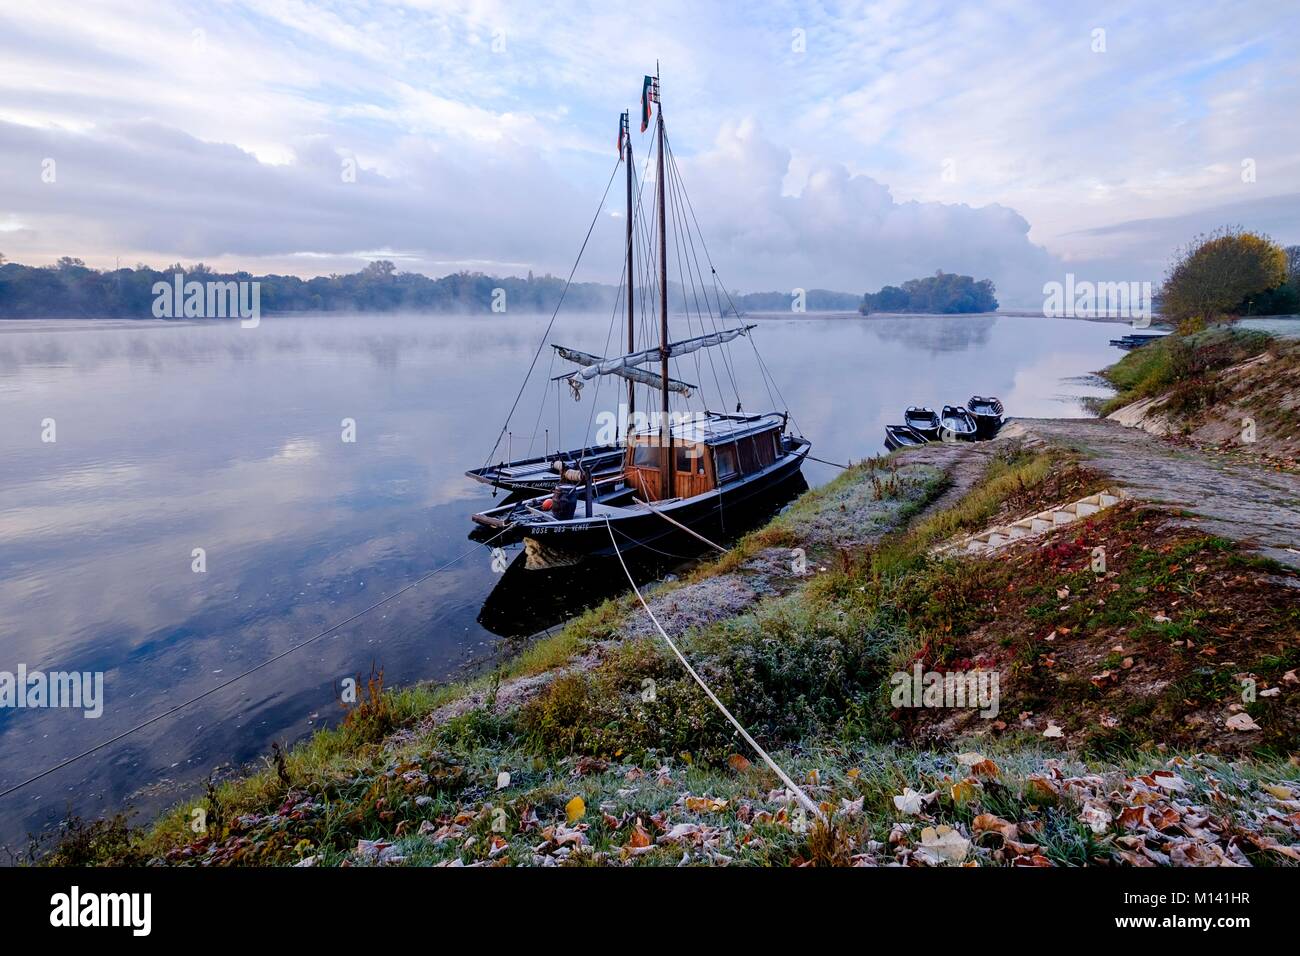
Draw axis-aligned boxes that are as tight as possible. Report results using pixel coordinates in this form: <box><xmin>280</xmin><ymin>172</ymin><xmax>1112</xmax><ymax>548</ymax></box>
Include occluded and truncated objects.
<box><xmin>1003</xmin><ymin>418</ymin><xmax>1300</xmax><ymax>570</ymax></box>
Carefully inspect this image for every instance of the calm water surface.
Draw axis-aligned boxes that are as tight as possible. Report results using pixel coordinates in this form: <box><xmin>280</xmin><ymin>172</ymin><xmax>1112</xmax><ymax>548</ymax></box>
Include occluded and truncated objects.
<box><xmin>0</xmin><ymin>311</ymin><xmax>1118</xmax><ymax>849</ymax></box>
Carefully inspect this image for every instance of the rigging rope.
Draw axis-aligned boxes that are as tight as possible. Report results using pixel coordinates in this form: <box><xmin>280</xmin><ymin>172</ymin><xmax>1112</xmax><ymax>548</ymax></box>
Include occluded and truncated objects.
<box><xmin>663</xmin><ymin>134</ymin><xmax>800</xmax><ymax>435</ymax></box>
<box><xmin>481</xmin><ymin>157</ymin><xmax>623</xmax><ymax>471</ymax></box>
<box><xmin>0</xmin><ymin>527</ymin><xmax>512</xmax><ymax>801</ymax></box>
<box><xmin>604</xmin><ymin>517</ymin><xmax>823</xmax><ymax>821</ymax></box>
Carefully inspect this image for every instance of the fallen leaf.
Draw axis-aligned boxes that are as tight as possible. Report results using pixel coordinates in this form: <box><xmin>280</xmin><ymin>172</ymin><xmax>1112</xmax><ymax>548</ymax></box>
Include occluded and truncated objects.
<box><xmin>915</xmin><ymin>825</ymin><xmax>970</xmax><ymax>865</ymax></box>
<box><xmin>1226</xmin><ymin>713</ymin><xmax>1261</xmax><ymax>732</ymax></box>
<box><xmin>893</xmin><ymin>787</ymin><xmax>936</xmax><ymax>816</ymax></box>
<box><xmin>565</xmin><ymin>796</ymin><xmax>586</xmax><ymax>822</ymax></box>
<box><xmin>684</xmin><ymin>796</ymin><xmax>728</xmax><ymax>813</ymax></box>
<box><xmin>626</xmin><ymin>822</ymin><xmax>653</xmax><ymax>849</ymax></box>
<box><xmin>951</xmin><ymin>778</ymin><xmax>981</xmax><ymax>804</ymax></box>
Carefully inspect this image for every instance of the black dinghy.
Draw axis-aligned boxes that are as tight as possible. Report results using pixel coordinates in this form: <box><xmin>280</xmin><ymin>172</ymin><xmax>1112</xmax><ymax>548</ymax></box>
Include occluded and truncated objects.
<box><xmin>903</xmin><ymin>405</ymin><xmax>940</xmax><ymax>439</ymax></box>
<box><xmin>966</xmin><ymin>395</ymin><xmax>1004</xmax><ymax>438</ymax></box>
<box><xmin>884</xmin><ymin>424</ymin><xmax>929</xmax><ymax>451</ymax></box>
<box><xmin>939</xmin><ymin>405</ymin><xmax>978</xmax><ymax>441</ymax></box>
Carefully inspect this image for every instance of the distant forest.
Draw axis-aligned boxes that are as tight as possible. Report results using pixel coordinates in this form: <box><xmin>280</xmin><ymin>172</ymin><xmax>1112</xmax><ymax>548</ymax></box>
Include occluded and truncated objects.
<box><xmin>860</xmin><ymin>271</ymin><xmax>999</xmax><ymax>314</ymax></box>
<box><xmin>0</xmin><ymin>258</ymin><xmax>623</xmax><ymax>318</ymax></box>
<box><xmin>0</xmin><ymin>257</ymin><xmax>875</xmax><ymax>319</ymax></box>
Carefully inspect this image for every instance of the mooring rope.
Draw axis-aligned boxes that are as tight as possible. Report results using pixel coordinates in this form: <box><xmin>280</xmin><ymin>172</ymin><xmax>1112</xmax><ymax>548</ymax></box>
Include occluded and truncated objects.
<box><xmin>480</xmin><ymin>156</ymin><xmax>623</xmax><ymax>472</ymax></box>
<box><xmin>604</xmin><ymin>517</ymin><xmax>823</xmax><ymax>821</ymax></box>
<box><xmin>805</xmin><ymin>454</ymin><xmax>852</xmax><ymax>470</ymax></box>
<box><xmin>630</xmin><ymin>496</ymin><xmax>729</xmax><ymax>554</ymax></box>
<box><xmin>0</xmin><ymin>527</ymin><xmax>513</xmax><ymax>801</ymax></box>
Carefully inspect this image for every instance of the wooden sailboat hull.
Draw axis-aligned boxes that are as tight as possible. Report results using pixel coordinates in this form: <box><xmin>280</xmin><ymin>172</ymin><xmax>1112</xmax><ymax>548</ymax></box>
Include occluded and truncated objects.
<box><xmin>517</xmin><ymin>439</ymin><xmax>810</xmax><ymax>567</ymax></box>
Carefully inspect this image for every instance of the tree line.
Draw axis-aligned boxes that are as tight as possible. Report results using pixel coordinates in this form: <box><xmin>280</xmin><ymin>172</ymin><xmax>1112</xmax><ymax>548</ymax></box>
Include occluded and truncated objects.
<box><xmin>0</xmin><ymin>258</ymin><xmax>619</xmax><ymax>318</ymax></box>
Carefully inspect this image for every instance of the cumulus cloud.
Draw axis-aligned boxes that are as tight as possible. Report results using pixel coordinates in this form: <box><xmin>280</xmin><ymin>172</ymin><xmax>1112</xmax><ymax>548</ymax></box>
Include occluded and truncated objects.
<box><xmin>679</xmin><ymin>119</ymin><xmax>1057</xmax><ymax>305</ymax></box>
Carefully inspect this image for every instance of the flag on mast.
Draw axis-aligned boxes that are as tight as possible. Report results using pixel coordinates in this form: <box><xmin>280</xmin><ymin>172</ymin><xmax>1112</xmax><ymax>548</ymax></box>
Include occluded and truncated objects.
<box><xmin>639</xmin><ymin>75</ymin><xmax>654</xmax><ymax>132</ymax></box>
<box><xmin>617</xmin><ymin>111</ymin><xmax>628</xmax><ymax>156</ymax></box>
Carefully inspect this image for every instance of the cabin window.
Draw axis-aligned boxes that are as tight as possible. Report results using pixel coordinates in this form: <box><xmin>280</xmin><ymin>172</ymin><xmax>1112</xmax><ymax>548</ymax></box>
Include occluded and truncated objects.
<box><xmin>632</xmin><ymin>443</ymin><xmax>663</xmax><ymax>468</ymax></box>
<box><xmin>713</xmin><ymin>443</ymin><xmax>738</xmax><ymax>481</ymax></box>
<box><xmin>738</xmin><ymin>436</ymin><xmax>760</xmax><ymax>474</ymax></box>
<box><xmin>676</xmin><ymin>443</ymin><xmax>706</xmax><ymax>475</ymax></box>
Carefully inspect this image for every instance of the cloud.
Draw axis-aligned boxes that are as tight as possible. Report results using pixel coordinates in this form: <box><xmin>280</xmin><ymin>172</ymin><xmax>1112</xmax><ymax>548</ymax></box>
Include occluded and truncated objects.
<box><xmin>0</xmin><ymin>0</ymin><xmax>1297</xmax><ymax>303</ymax></box>
<box><xmin>680</xmin><ymin>119</ymin><xmax>1058</xmax><ymax>305</ymax></box>
<box><xmin>0</xmin><ymin>113</ymin><xmax>1059</xmax><ymax>304</ymax></box>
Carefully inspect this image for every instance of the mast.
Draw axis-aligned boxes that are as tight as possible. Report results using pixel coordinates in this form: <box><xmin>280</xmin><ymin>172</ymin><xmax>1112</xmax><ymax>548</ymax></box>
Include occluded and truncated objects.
<box><xmin>654</xmin><ymin>68</ymin><xmax>672</xmax><ymax>499</ymax></box>
<box><xmin>623</xmin><ymin>110</ymin><xmax>635</xmax><ymax>440</ymax></box>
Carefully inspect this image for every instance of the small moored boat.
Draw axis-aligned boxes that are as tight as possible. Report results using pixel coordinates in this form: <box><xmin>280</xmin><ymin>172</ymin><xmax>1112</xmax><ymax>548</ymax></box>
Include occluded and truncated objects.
<box><xmin>966</xmin><ymin>395</ymin><xmax>1004</xmax><ymax>438</ymax></box>
<box><xmin>466</xmin><ymin>445</ymin><xmax>625</xmax><ymax>495</ymax></box>
<box><xmin>884</xmin><ymin>424</ymin><xmax>929</xmax><ymax>450</ymax></box>
<box><xmin>903</xmin><ymin>406</ymin><xmax>941</xmax><ymax>439</ymax></box>
<box><xmin>939</xmin><ymin>405</ymin><xmax>978</xmax><ymax>441</ymax></box>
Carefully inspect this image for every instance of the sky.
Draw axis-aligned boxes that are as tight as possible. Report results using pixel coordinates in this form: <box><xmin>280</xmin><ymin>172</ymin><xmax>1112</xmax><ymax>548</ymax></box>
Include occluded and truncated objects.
<box><xmin>1</xmin><ymin>0</ymin><xmax>1297</xmax><ymax>307</ymax></box>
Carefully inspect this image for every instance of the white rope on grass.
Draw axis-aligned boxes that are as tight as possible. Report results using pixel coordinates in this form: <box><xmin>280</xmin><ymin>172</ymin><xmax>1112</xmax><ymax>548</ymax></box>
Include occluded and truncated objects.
<box><xmin>603</xmin><ymin>517</ymin><xmax>824</xmax><ymax>821</ymax></box>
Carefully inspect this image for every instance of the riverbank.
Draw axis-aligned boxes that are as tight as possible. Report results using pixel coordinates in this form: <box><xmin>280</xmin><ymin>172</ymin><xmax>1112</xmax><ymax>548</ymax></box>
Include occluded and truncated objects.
<box><xmin>51</xmin><ymin>391</ymin><xmax>1300</xmax><ymax>864</ymax></box>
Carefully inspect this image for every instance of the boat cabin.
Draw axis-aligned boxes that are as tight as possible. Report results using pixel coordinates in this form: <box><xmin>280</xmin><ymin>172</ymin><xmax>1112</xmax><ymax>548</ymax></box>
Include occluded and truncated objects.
<box><xmin>623</xmin><ymin>415</ymin><xmax>784</xmax><ymax>502</ymax></box>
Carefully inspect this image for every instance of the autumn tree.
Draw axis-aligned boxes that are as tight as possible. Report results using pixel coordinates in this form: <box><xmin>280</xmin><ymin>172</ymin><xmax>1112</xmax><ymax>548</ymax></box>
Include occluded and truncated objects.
<box><xmin>1161</xmin><ymin>228</ymin><xmax>1287</xmax><ymax>324</ymax></box>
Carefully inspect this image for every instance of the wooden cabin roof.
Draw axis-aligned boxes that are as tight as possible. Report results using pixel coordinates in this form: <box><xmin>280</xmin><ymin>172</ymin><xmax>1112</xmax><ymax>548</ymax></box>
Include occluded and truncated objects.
<box><xmin>627</xmin><ymin>412</ymin><xmax>784</xmax><ymax>446</ymax></box>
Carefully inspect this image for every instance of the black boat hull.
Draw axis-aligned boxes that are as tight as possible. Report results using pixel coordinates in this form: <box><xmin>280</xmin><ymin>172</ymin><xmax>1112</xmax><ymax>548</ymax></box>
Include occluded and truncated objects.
<box><xmin>518</xmin><ymin>442</ymin><xmax>810</xmax><ymax>565</ymax></box>
<box><xmin>966</xmin><ymin>396</ymin><xmax>1004</xmax><ymax>440</ymax></box>
<box><xmin>939</xmin><ymin>406</ymin><xmax>979</xmax><ymax>441</ymax></box>
<box><xmin>903</xmin><ymin>407</ymin><xmax>941</xmax><ymax>440</ymax></box>
<box><xmin>884</xmin><ymin>424</ymin><xmax>929</xmax><ymax>450</ymax></box>
<box><xmin>971</xmin><ymin>414</ymin><xmax>1002</xmax><ymax>439</ymax></box>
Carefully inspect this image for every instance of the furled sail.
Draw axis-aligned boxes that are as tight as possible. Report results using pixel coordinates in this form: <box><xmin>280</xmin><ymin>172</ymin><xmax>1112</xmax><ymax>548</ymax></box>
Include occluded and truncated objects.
<box><xmin>552</xmin><ymin>345</ymin><xmax>694</xmax><ymax>395</ymax></box>
<box><xmin>560</xmin><ymin>325</ymin><xmax>756</xmax><ymax>383</ymax></box>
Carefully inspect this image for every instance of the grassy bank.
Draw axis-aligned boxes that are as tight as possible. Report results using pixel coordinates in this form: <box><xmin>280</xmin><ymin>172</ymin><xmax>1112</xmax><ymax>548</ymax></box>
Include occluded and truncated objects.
<box><xmin>46</xmin><ymin>443</ymin><xmax>1300</xmax><ymax>867</ymax></box>
<box><xmin>1097</xmin><ymin>326</ymin><xmax>1274</xmax><ymax>417</ymax></box>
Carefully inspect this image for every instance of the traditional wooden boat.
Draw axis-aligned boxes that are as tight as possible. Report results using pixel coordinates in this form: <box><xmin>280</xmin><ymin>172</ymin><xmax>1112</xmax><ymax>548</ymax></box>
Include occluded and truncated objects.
<box><xmin>939</xmin><ymin>405</ymin><xmax>978</xmax><ymax>441</ymax></box>
<box><xmin>470</xmin><ymin>71</ymin><xmax>809</xmax><ymax>568</ymax></box>
<box><xmin>903</xmin><ymin>406</ymin><xmax>941</xmax><ymax>439</ymax></box>
<box><xmin>884</xmin><ymin>424</ymin><xmax>929</xmax><ymax>450</ymax></box>
<box><xmin>966</xmin><ymin>395</ymin><xmax>1004</xmax><ymax>438</ymax></box>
